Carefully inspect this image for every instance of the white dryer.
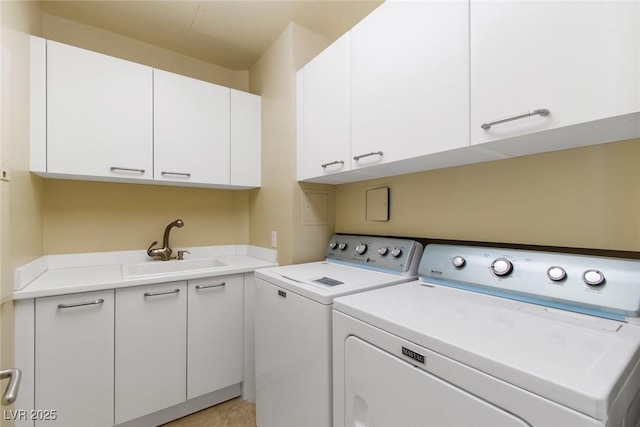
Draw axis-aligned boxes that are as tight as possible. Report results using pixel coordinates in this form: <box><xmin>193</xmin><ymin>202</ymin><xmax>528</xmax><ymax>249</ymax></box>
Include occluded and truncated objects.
<box><xmin>254</xmin><ymin>234</ymin><xmax>423</xmax><ymax>427</ymax></box>
<box><xmin>333</xmin><ymin>244</ymin><xmax>640</xmax><ymax>427</ymax></box>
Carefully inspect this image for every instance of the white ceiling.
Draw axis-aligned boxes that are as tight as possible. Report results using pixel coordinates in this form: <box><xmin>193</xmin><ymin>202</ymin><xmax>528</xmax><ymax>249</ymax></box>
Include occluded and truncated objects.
<box><xmin>39</xmin><ymin>0</ymin><xmax>382</xmax><ymax>70</ymax></box>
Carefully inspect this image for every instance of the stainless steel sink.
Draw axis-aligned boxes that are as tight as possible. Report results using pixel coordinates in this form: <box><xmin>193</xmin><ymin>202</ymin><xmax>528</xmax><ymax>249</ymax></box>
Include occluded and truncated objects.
<box><xmin>122</xmin><ymin>258</ymin><xmax>234</xmax><ymax>277</ymax></box>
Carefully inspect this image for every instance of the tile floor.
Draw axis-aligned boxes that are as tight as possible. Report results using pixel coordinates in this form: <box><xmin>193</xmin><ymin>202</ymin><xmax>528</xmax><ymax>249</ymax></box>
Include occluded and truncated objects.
<box><xmin>161</xmin><ymin>398</ymin><xmax>256</xmax><ymax>427</ymax></box>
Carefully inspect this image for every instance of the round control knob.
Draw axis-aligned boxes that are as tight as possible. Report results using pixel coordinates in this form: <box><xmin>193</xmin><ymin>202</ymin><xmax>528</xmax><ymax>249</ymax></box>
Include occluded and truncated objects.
<box><xmin>391</xmin><ymin>248</ymin><xmax>402</xmax><ymax>258</ymax></box>
<box><xmin>329</xmin><ymin>241</ymin><xmax>338</xmax><ymax>250</ymax></box>
<box><xmin>338</xmin><ymin>242</ymin><xmax>348</xmax><ymax>251</ymax></box>
<box><xmin>378</xmin><ymin>247</ymin><xmax>389</xmax><ymax>256</ymax></box>
<box><xmin>355</xmin><ymin>243</ymin><xmax>368</xmax><ymax>255</ymax></box>
<box><xmin>452</xmin><ymin>256</ymin><xmax>466</xmax><ymax>269</ymax></box>
<box><xmin>491</xmin><ymin>258</ymin><xmax>513</xmax><ymax>277</ymax></box>
<box><xmin>583</xmin><ymin>269</ymin><xmax>605</xmax><ymax>287</ymax></box>
<box><xmin>547</xmin><ymin>266</ymin><xmax>566</xmax><ymax>281</ymax></box>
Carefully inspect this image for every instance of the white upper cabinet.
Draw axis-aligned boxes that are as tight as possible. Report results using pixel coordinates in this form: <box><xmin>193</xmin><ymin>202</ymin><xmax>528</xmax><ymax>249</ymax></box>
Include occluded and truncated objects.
<box><xmin>154</xmin><ymin>69</ymin><xmax>231</xmax><ymax>185</ymax></box>
<box><xmin>297</xmin><ymin>1</ymin><xmax>472</xmax><ymax>184</ymax></box>
<box><xmin>46</xmin><ymin>40</ymin><xmax>153</xmax><ymax>181</ymax></box>
<box><xmin>296</xmin><ymin>0</ymin><xmax>639</xmax><ymax>184</ymax></box>
<box><xmin>350</xmin><ymin>0</ymin><xmax>470</xmax><ymax>167</ymax></box>
<box><xmin>297</xmin><ymin>32</ymin><xmax>351</xmax><ymax>182</ymax></box>
<box><xmin>470</xmin><ymin>0</ymin><xmax>640</xmax><ymax>155</ymax></box>
<box><xmin>30</xmin><ymin>37</ymin><xmax>261</xmax><ymax>189</ymax></box>
<box><xmin>231</xmin><ymin>89</ymin><xmax>262</xmax><ymax>187</ymax></box>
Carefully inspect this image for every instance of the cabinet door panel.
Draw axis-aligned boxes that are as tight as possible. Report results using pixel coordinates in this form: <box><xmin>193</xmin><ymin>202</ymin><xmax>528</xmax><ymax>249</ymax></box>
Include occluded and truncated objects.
<box><xmin>187</xmin><ymin>275</ymin><xmax>244</xmax><ymax>399</ymax></box>
<box><xmin>471</xmin><ymin>1</ymin><xmax>640</xmax><ymax>146</ymax></box>
<box><xmin>350</xmin><ymin>0</ymin><xmax>469</xmax><ymax>166</ymax></box>
<box><xmin>46</xmin><ymin>41</ymin><xmax>153</xmax><ymax>179</ymax></box>
<box><xmin>230</xmin><ymin>90</ymin><xmax>261</xmax><ymax>187</ymax></box>
<box><xmin>115</xmin><ymin>282</ymin><xmax>187</xmax><ymax>424</ymax></box>
<box><xmin>35</xmin><ymin>290</ymin><xmax>114</xmax><ymax>427</ymax></box>
<box><xmin>298</xmin><ymin>32</ymin><xmax>351</xmax><ymax>181</ymax></box>
<box><xmin>154</xmin><ymin>70</ymin><xmax>230</xmax><ymax>185</ymax></box>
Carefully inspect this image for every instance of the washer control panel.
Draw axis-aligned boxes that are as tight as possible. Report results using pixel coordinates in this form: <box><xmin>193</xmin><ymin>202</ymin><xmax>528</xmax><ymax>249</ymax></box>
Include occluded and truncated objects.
<box><xmin>420</xmin><ymin>244</ymin><xmax>640</xmax><ymax>319</ymax></box>
<box><xmin>326</xmin><ymin>234</ymin><xmax>423</xmax><ymax>276</ymax></box>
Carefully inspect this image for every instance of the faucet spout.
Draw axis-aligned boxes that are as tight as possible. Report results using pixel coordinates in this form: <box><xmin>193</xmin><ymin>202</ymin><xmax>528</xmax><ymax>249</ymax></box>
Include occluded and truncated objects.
<box><xmin>162</xmin><ymin>219</ymin><xmax>184</xmax><ymax>248</ymax></box>
<box><xmin>147</xmin><ymin>219</ymin><xmax>184</xmax><ymax>261</ymax></box>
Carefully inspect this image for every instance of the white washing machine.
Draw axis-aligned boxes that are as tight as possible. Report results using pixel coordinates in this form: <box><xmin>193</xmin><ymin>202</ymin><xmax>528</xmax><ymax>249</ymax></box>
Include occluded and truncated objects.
<box><xmin>254</xmin><ymin>234</ymin><xmax>423</xmax><ymax>427</ymax></box>
<box><xmin>333</xmin><ymin>244</ymin><xmax>640</xmax><ymax>427</ymax></box>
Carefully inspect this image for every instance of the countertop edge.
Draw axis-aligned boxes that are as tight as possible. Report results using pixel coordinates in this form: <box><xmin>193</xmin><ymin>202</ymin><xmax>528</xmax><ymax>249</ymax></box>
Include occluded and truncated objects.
<box><xmin>13</xmin><ymin>246</ymin><xmax>277</xmax><ymax>300</ymax></box>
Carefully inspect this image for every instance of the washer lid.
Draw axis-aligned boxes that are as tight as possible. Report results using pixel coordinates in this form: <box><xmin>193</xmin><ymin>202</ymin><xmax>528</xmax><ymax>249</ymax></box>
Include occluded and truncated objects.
<box><xmin>255</xmin><ymin>261</ymin><xmax>414</xmax><ymax>304</ymax></box>
<box><xmin>334</xmin><ymin>281</ymin><xmax>640</xmax><ymax>420</ymax></box>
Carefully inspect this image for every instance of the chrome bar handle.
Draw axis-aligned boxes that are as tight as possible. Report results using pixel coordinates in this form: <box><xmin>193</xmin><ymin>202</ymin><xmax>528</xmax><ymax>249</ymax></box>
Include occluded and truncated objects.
<box><xmin>161</xmin><ymin>171</ymin><xmax>192</xmax><ymax>178</ymax></box>
<box><xmin>0</xmin><ymin>369</ymin><xmax>22</xmax><ymax>405</ymax></box>
<box><xmin>110</xmin><ymin>166</ymin><xmax>146</xmax><ymax>174</ymax></box>
<box><xmin>57</xmin><ymin>299</ymin><xmax>105</xmax><ymax>309</ymax></box>
<box><xmin>353</xmin><ymin>151</ymin><xmax>383</xmax><ymax>161</ymax></box>
<box><xmin>144</xmin><ymin>289</ymin><xmax>180</xmax><ymax>297</ymax></box>
<box><xmin>195</xmin><ymin>282</ymin><xmax>226</xmax><ymax>290</ymax></box>
<box><xmin>481</xmin><ymin>109</ymin><xmax>550</xmax><ymax>130</ymax></box>
<box><xmin>321</xmin><ymin>160</ymin><xmax>344</xmax><ymax>169</ymax></box>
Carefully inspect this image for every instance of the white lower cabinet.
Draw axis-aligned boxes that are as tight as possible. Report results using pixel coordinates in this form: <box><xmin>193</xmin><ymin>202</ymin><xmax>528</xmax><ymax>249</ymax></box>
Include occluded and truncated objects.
<box><xmin>34</xmin><ymin>290</ymin><xmax>114</xmax><ymax>427</ymax></box>
<box><xmin>115</xmin><ymin>282</ymin><xmax>187</xmax><ymax>424</ymax></box>
<box><xmin>27</xmin><ymin>275</ymin><xmax>245</xmax><ymax>427</ymax></box>
<box><xmin>187</xmin><ymin>275</ymin><xmax>244</xmax><ymax>399</ymax></box>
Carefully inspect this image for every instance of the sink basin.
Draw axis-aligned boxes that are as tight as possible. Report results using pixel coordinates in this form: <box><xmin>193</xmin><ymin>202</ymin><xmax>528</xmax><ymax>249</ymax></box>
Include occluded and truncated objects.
<box><xmin>122</xmin><ymin>258</ymin><xmax>234</xmax><ymax>277</ymax></box>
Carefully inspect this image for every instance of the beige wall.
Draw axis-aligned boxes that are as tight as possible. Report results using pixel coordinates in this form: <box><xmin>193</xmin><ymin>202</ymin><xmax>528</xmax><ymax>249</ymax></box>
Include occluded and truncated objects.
<box><xmin>1</xmin><ymin>0</ymin><xmax>43</xmax><ymax>421</ymax></box>
<box><xmin>42</xmin><ymin>13</ymin><xmax>249</xmax><ymax>91</ymax></box>
<box><xmin>42</xmin><ymin>180</ymin><xmax>249</xmax><ymax>254</ymax></box>
<box><xmin>248</xmin><ymin>22</ymin><xmax>335</xmax><ymax>266</ymax></box>
<box><xmin>336</xmin><ymin>137</ymin><xmax>640</xmax><ymax>252</ymax></box>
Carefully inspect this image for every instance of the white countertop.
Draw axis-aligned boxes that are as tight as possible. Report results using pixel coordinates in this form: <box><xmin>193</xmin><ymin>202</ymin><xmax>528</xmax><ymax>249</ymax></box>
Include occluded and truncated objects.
<box><xmin>14</xmin><ymin>245</ymin><xmax>277</xmax><ymax>300</ymax></box>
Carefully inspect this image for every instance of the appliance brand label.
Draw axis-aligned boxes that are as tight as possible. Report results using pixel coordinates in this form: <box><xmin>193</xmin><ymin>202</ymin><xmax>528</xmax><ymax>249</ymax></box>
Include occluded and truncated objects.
<box><xmin>402</xmin><ymin>347</ymin><xmax>425</xmax><ymax>364</ymax></box>
<box><xmin>430</xmin><ymin>270</ymin><xmax>443</xmax><ymax>276</ymax></box>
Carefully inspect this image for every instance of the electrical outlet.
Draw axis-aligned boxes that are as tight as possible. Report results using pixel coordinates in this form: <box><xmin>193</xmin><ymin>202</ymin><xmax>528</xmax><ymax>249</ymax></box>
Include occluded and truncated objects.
<box><xmin>271</xmin><ymin>231</ymin><xmax>277</xmax><ymax>248</ymax></box>
<box><xmin>0</xmin><ymin>158</ymin><xmax>9</xmax><ymax>182</ymax></box>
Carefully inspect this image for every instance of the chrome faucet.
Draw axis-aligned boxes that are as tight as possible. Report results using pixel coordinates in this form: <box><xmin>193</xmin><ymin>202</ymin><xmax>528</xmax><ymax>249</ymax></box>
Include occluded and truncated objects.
<box><xmin>147</xmin><ymin>219</ymin><xmax>184</xmax><ymax>261</ymax></box>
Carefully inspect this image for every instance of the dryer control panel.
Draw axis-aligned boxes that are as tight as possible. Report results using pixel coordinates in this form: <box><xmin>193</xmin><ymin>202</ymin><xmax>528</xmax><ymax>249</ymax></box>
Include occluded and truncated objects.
<box><xmin>419</xmin><ymin>244</ymin><xmax>640</xmax><ymax>320</ymax></box>
<box><xmin>326</xmin><ymin>235</ymin><xmax>423</xmax><ymax>277</ymax></box>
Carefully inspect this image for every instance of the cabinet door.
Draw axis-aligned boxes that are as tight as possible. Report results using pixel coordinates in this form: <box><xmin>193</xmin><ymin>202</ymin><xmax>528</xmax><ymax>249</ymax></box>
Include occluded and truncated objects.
<box><xmin>470</xmin><ymin>1</ymin><xmax>640</xmax><ymax>150</ymax></box>
<box><xmin>115</xmin><ymin>282</ymin><xmax>187</xmax><ymax>424</ymax></box>
<box><xmin>35</xmin><ymin>290</ymin><xmax>114</xmax><ymax>427</ymax></box>
<box><xmin>350</xmin><ymin>0</ymin><xmax>469</xmax><ymax>168</ymax></box>
<box><xmin>46</xmin><ymin>41</ymin><xmax>153</xmax><ymax>180</ymax></box>
<box><xmin>230</xmin><ymin>89</ymin><xmax>262</xmax><ymax>187</ymax></box>
<box><xmin>154</xmin><ymin>69</ymin><xmax>230</xmax><ymax>185</ymax></box>
<box><xmin>187</xmin><ymin>275</ymin><xmax>244</xmax><ymax>399</ymax></box>
<box><xmin>298</xmin><ymin>32</ymin><xmax>351</xmax><ymax>181</ymax></box>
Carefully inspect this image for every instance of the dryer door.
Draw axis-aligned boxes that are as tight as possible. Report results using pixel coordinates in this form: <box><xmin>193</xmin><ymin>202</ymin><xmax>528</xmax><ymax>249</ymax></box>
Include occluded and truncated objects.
<box><xmin>344</xmin><ymin>336</ymin><xmax>530</xmax><ymax>427</ymax></box>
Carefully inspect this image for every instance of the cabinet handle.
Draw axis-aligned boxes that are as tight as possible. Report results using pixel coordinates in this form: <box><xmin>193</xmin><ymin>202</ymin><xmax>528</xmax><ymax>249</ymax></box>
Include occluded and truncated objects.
<box><xmin>321</xmin><ymin>160</ymin><xmax>344</xmax><ymax>169</ymax></box>
<box><xmin>195</xmin><ymin>282</ymin><xmax>226</xmax><ymax>290</ymax></box>
<box><xmin>144</xmin><ymin>289</ymin><xmax>180</xmax><ymax>297</ymax></box>
<box><xmin>110</xmin><ymin>166</ymin><xmax>146</xmax><ymax>174</ymax></box>
<box><xmin>481</xmin><ymin>109</ymin><xmax>550</xmax><ymax>130</ymax></box>
<box><xmin>57</xmin><ymin>299</ymin><xmax>105</xmax><ymax>309</ymax></box>
<box><xmin>353</xmin><ymin>151</ymin><xmax>383</xmax><ymax>161</ymax></box>
<box><xmin>161</xmin><ymin>171</ymin><xmax>192</xmax><ymax>178</ymax></box>
<box><xmin>0</xmin><ymin>369</ymin><xmax>21</xmax><ymax>405</ymax></box>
